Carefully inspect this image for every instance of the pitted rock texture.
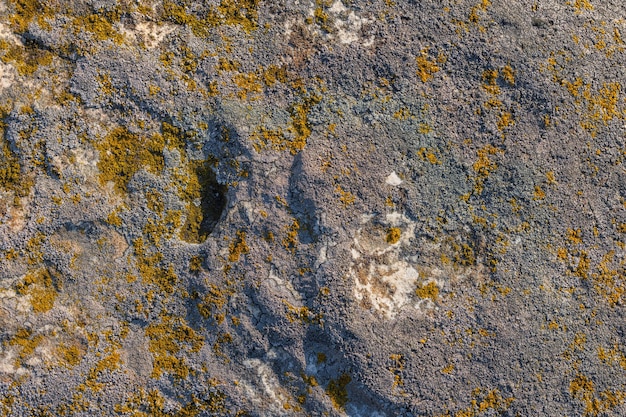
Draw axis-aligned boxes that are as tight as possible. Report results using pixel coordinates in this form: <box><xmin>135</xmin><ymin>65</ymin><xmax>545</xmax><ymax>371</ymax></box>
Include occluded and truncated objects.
<box><xmin>0</xmin><ymin>0</ymin><xmax>625</xmax><ymax>416</ymax></box>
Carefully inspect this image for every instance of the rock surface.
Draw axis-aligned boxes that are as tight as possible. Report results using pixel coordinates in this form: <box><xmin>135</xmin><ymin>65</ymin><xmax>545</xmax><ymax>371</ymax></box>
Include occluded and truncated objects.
<box><xmin>0</xmin><ymin>0</ymin><xmax>625</xmax><ymax>415</ymax></box>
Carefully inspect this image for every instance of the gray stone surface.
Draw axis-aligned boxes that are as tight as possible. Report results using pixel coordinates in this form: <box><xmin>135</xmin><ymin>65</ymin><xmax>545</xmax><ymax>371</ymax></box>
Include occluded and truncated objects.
<box><xmin>0</xmin><ymin>0</ymin><xmax>624</xmax><ymax>415</ymax></box>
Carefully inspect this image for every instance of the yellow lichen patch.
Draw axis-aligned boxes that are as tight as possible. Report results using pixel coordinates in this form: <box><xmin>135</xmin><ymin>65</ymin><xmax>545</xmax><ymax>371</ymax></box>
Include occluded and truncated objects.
<box><xmin>313</xmin><ymin>3</ymin><xmax>332</xmax><ymax>32</ymax></box>
<box><xmin>441</xmin><ymin>363</ymin><xmax>454</xmax><ymax>374</ymax></box>
<box><xmin>468</xmin><ymin>0</ymin><xmax>491</xmax><ymax>25</ymax></box>
<box><xmin>283</xmin><ymin>301</ymin><xmax>323</xmax><ymax>325</ymax></box>
<box><xmin>567</xmin><ymin>228</ymin><xmax>583</xmax><ymax>244</ymax></box>
<box><xmin>470</xmin><ymin>145</ymin><xmax>501</xmax><ymax>195</ymax></box>
<box><xmin>81</xmin><ymin>348</ymin><xmax>123</xmax><ymax>392</ymax></box>
<box><xmin>217</xmin><ymin>0</ymin><xmax>260</xmax><ymax>32</ymax></box>
<box><xmin>415</xmin><ymin>281</ymin><xmax>439</xmax><ymax>301</ymax></box>
<box><xmin>132</xmin><ymin>238</ymin><xmax>178</xmax><ymax>294</ymax></box>
<box><xmin>335</xmin><ymin>185</ymin><xmax>356</xmax><ymax>206</ymax></box>
<box><xmin>326</xmin><ymin>373</ymin><xmax>351</xmax><ymax>411</ymax></box>
<box><xmin>0</xmin><ymin>39</ymin><xmax>54</xmax><ymax>76</ymax></box>
<box><xmin>162</xmin><ymin>0</ymin><xmax>260</xmax><ymax>36</ymax></box>
<box><xmin>96</xmin><ymin>126</ymin><xmax>165</xmax><ymax>194</ymax></box>
<box><xmin>598</xmin><ymin>344</ymin><xmax>626</xmax><ymax>369</ymax></box>
<box><xmin>145</xmin><ymin>314</ymin><xmax>204</xmax><ymax>380</ymax></box>
<box><xmin>496</xmin><ymin>112</ymin><xmax>514</xmax><ymax>131</ymax></box>
<box><xmin>435</xmin><ymin>388</ymin><xmax>513</xmax><ymax>417</ymax></box>
<box><xmin>473</xmin><ymin>145</ymin><xmax>500</xmax><ymax>177</ymax></box>
<box><xmin>7</xmin><ymin>0</ymin><xmax>52</xmax><ymax>32</ymax></box>
<box><xmin>97</xmin><ymin>72</ymin><xmax>114</xmax><ymax>95</ymax></box>
<box><xmin>116</xmin><ymin>385</ymin><xmax>228</xmax><ymax>416</ymax></box>
<box><xmin>418</xmin><ymin>122</ymin><xmax>432</xmax><ymax>134</ymax></box>
<box><xmin>567</xmin><ymin>0</ymin><xmax>593</xmax><ymax>13</ymax></box>
<box><xmin>573</xmin><ymin>250</ymin><xmax>591</xmax><ymax>279</ymax></box>
<box><xmin>570</xmin><ymin>374</ymin><xmax>625</xmax><ymax>417</ymax></box>
<box><xmin>482</xmin><ymin>69</ymin><xmax>500</xmax><ymax>95</ymax></box>
<box><xmin>228</xmin><ymin>230</ymin><xmax>249</xmax><ymax>262</ymax></box>
<box><xmin>558</xmin><ymin>76</ymin><xmax>624</xmax><ymax>136</ymax></box>
<box><xmin>282</xmin><ymin>219</ymin><xmax>300</xmax><ymax>253</ymax></box>
<box><xmin>72</xmin><ymin>13</ymin><xmax>123</xmax><ymax>44</ymax></box>
<box><xmin>416</xmin><ymin>49</ymin><xmax>440</xmax><ymax>83</ymax></box>
<box><xmin>16</xmin><ymin>268</ymin><xmax>57</xmax><ymax>313</ymax></box>
<box><xmin>189</xmin><ymin>255</ymin><xmax>203</xmax><ymax>273</ymax></box>
<box><xmin>250</xmin><ymin>126</ymin><xmax>287</xmax><ymax>153</ymax></box>
<box><xmin>56</xmin><ymin>342</ymin><xmax>85</xmax><ymax>368</ymax></box>
<box><xmin>261</xmin><ymin>64</ymin><xmax>288</xmax><ymax>86</ymax></box>
<box><xmin>533</xmin><ymin>185</ymin><xmax>546</xmax><ymax>200</ymax></box>
<box><xmin>393</xmin><ymin>107</ymin><xmax>412</xmax><ymax>120</ymax></box>
<box><xmin>386</xmin><ymin>227</ymin><xmax>401</xmax><ymax>244</ymax></box>
<box><xmin>233</xmin><ymin>72</ymin><xmax>262</xmax><ymax>100</ymax></box>
<box><xmin>580</xmin><ymin>82</ymin><xmax>623</xmax><ymax>135</ymax></box>
<box><xmin>7</xmin><ymin>328</ymin><xmax>44</xmax><ymax>367</ymax></box>
<box><xmin>0</xmin><ymin>124</ymin><xmax>32</xmax><ymax>199</ymax></box>
<box><xmin>106</xmin><ymin>210</ymin><xmax>123</xmax><ymax>227</ymax></box>
<box><xmin>145</xmin><ymin>190</ymin><xmax>164</xmax><ymax>214</ymax></box>
<box><xmin>251</xmin><ymin>92</ymin><xmax>320</xmax><ymax>154</ymax></box>
<box><xmin>564</xmin><ymin>77</ymin><xmax>585</xmax><ymax>97</ymax></box>
<box><xmin>389</xmin><ymin>354</ymin><xmax>405</xmax><ymax>388</ymax></box>
<box><xmin>198</xmin><ymin>283</ymin><xmax>232</xmax><ymax>324</ymax></box>
<box><xmin>287</xmin><ymin>95</ymin><xmax>321</xmax><ymax>154</ymax></box>
<box><xmin>418</xmin><ymin>147</ymin><xmax>441</xmax><ymax>164</ymax></box>
<box><xmin>501</xmin><ymin>64</ymin><xmax>515</xmax><ymax>85</ymax></box>
<box><xmin>590</xmin><ymin>251</ymin><xmax>625</xmax><ymax>306</ymax></box>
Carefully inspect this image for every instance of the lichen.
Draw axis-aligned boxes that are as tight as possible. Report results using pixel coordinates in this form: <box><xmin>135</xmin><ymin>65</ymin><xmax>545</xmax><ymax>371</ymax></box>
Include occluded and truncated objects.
<box><xmin>162</xmin><ymin>0</ymin><xmax>260</xmax><ymax>36</ymax></box>
<box><xmin>228</xmin><ymin>230</ymin><xmax>249</xmax><ymax>262</ymax></box>
<box><xmin>0</xmin><ymin>39</ymin><xmax>54</xmax><ymax>76</ymax></box>
<box><xmin>145</xmin><ymin>314</ymin><xmax>204</xmax><ymax>380</ymax></box>
<box><xmin>386</xmin><ymin>227</ymin><xmax>401</xmax><ymax>244</ymax></box>
<box><xmin>415</xmin><ymin>281</ymin><xmax>439</xmax><ymax>301</ymax></box>
<box><xmin>16</xmin><ymin>268</ymin><xmax>57</xmax><ymax>313</ymax></box>
<box><xmin>7</xmin><ymin>328</ymin><xmax>44</xmax><ymax>367</ymax></box>
<box><xmin>326</xmin><ymin>373</ymin><xmax>351</xmax><ymax>411</ymax></box>
<box><xmin>96</xmin><ymin>127</ymin><xmax>165</xmax><ymax>194</ymax></box>
<box><xmin>73</xmin><ymin>13</ymin><xmax>123</xmax><ymax>44</ymax></box>
<box><xmin>416</xmin><ymin>49</ymin><xmax>440</xmax><ymax>83</ymax></box>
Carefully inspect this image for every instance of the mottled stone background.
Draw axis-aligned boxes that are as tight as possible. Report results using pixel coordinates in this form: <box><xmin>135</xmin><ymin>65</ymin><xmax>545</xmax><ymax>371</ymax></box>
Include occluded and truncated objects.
<box><xmin>0</xmin><ymin>0</ymin><xmax>624</xmax><ymax>415</ymax></box>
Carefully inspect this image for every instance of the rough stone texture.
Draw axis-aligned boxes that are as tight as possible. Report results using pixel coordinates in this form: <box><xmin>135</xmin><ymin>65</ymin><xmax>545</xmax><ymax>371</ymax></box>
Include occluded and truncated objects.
<box><xmin>0</xmin><ymin>0</ymin><xmax>625</xmax><ymax>415</ymax></box>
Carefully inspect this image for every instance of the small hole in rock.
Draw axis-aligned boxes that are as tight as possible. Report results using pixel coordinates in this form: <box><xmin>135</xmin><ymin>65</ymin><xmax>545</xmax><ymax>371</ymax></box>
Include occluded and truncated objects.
<box><xmin>180</xmin><ymin>161</ymin><xmax>227</xmax><ymax>243</ymax></box>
